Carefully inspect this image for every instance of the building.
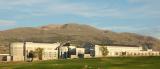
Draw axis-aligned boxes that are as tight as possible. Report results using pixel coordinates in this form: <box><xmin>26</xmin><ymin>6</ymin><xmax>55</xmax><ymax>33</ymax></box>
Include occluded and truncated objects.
<box><xmin>10</xmin><ymin>42</ymin><xmax>60</xmax><ymax>61</ymax></box>
<box><xmin>6</xmin><ymin>42</ymin><xmax>160</xmax><ymax>61</ymax></box>
<box><xmin>0</xmin><ymin>54</ymin><xmax>11</xmax><ymax>62</ymax></box>
<box><xmin>95</xmin><ymin>44</ymin><xmax>160</xmax><ymax>57</ymax></box>
<box><xmin>60</xmin><ymin>45</ymin><xmax>86</xmax><ymax>59</ymax></box>
<box><xmin>9</xmin><ymin>42</ymin><xmax>87</xmax><ymax>61</ymax></box>
<box><xmin>60</xmin><ymin>46</ymin><xmax>68</xmax><ymax>59</ymax></box>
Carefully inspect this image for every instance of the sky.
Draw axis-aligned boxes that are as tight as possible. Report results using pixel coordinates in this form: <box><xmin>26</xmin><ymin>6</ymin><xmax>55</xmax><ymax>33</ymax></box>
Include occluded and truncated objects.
<box><xmin>0</xmin><ymin>0</ymin><xmax>160</xmax><ymax>39</ymax></box>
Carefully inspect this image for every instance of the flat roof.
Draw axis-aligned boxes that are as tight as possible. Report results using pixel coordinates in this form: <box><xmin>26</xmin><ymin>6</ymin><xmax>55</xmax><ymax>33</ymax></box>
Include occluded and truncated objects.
<box><xmin>97</xmin><ymin>44</ymin><xmax>140</xmax><ymax>47</ymax></box>
<box><xmin>0</xmin><ymin>54</ymin><xmax>10</xmax><ymax>56</ymax></box>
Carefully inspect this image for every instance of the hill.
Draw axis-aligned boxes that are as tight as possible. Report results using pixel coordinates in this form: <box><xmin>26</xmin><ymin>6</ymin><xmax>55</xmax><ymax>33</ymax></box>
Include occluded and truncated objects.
<box><xmin>0</xmin><ymin>23</ymin><xmax>160</xmax><ymax>53</ymax></box>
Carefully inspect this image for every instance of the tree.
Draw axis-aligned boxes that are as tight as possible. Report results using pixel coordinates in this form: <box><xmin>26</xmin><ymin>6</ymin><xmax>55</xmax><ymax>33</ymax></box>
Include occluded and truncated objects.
<box><xmin>100</xmin><ymin>46</ymin><xmax>109</xmax><ymax>57</ymax></box>
<box><xmin>35</xmin><ymin>47</ymin><xmax>44</xmax><ymax>60</ymax></box>
<box><xmin>122</xmin><ymin>52</ymin><xmax>126</xmax><ymax>56</ymax></box>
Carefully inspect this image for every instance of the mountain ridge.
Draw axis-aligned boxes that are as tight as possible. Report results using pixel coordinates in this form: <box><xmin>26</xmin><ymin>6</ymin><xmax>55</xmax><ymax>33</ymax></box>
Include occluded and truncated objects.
<box><xmin>0</xmin><ymin>23</ymin><xmax>160</xmax><ymax>53</ymax></box>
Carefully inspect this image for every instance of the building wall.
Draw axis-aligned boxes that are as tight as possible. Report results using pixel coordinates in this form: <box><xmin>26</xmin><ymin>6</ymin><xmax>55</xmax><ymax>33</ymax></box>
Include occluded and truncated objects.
<box><xmin>70</xmin><ymin>48</ymin><xmax>85</xmax><ymax>58</ymax></box>
<box><xmin>10</xmin><ymin>43</ymin><xmax>24</xmax><ymax>61</ymax></box>
<box><xmin>61</xmin><ymin>47</ymin><xmax>68</xmax><ymax>53</ymax></box>
<box><xmin>10</xmin><ymin>42</ymin><xmax>60</xmax><ymax>61</ymax></box>
<box><xmin>76</xmin><ymin>48</ymin><xmax>85</xmax><ymax>55</ymax></box>
<box><xmin>42</xmin><ymin>50</ymin><xmax>58</xmax><ymax>60</ymax></box>
<box><xmin>84</xmin><ymin>54</ymin><xmax>92</xmax><ymax>58</ymax></box>
<box><xmin>25</xmin><ymin>42</ymin><xmax>59</xmax><ymax>60</ymax></box>
<box><xmin>107</xmin><ymin>45</ymin><xmax>142</xmax><ymax>56</ymax></box>
<box><xmin>95</xmin><ymin>45</ymin><xmax>103</xmax><ymax>57</ymax></box>
<box><xmin>107</xmin><ymin>46</ymin><xmax>142</xmax><ymax>52</ymax></box>
<box><xmin>95</xmin><ymin>45</ymin><xmax>160</xmax><ymax>57</ymax></box>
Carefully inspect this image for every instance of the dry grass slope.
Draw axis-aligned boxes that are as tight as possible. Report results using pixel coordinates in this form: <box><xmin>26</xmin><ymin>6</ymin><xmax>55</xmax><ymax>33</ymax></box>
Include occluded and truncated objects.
<box><xmin>0</xmin><ymin>23</ymin><xmax>160</xmax><ymax>53</ymax></box>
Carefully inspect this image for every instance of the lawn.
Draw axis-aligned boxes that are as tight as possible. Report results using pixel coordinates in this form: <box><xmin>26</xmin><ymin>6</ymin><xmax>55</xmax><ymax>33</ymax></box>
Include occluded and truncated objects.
<box><xmin>0</xmin><ymin>56</ymin><xmax>160</xmax><ymax>69</ymax></box>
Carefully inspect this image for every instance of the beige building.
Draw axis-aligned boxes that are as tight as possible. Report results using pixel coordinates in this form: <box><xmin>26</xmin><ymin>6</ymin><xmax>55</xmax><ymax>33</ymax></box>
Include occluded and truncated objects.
<box><xmin>70</xmin><ymin>48</ymin><xmax>85</xmax><ymax>58</ymax></box>
<box><xmin>0</xmin><ymin>54</ymin><xmax>11</xmax><ymax>62</ymax></box>
<box><xmin>8</xmin><ymin>42</ymin><xmax>160</xmax><ymax>61</ymax></box>
<box><xmin>95</xmin><ymin>45</ymin><xmax>160</xmax><ymax>57</ymax></box>
<box><xmin>10</xmin><ymin>42</ymin><xmax>60</xmax><ymax>61</ymax></box>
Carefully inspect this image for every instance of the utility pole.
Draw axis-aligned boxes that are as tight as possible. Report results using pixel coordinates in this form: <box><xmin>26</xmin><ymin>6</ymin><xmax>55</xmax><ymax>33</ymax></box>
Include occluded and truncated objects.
<box><xmin>23</xmin><ymin>42</ymin><xmax>26</xmax><ymax>61</ymax></box>
<box><xmin>8</xmin><ymin>42</ymin><xmax>12</xmax><ymax>61</ymax></box>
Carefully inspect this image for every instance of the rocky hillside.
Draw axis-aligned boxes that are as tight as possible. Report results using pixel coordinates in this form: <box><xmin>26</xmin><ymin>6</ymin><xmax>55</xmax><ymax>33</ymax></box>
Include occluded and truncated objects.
<box><xmin>0</xmin><ymin>23</ymin><xmax>160</xmax><ymax>53</ymax></box>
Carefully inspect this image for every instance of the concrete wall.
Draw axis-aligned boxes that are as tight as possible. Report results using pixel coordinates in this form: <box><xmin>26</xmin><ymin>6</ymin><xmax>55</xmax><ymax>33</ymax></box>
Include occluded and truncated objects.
<box><xmin>70</xmin><ymin>55</ymin><xmax>77</xmax><ymax>59</ymax></box>
<box><xmin>42</xmin><ymin>50</ymin><xmax>58</xmax><ymax>60</ymax></box>
<box><xmin>10</xmin><ymin>42</ymin><xmax>60</xmax><ymax>61</ymax></box>
<box><xmin>107</xmin><ymin>45</ymin><xmax>143</xmax><ymax>52</ymax></box>
<box><xmin>95</xmin><ymin>45</ymin><xmax>103</xmax><ymax>57</ymax></box>
<box><xmin>10</xmin><ymin>43</ymin><xmax>24</xmax><ymax>61</ymax></box>
<box><xmin>95</xmin><ymin>45</ymin><xmax>160</xmax><ymax>57</ymax></box>
<box><xmin>84</xmin><ymin>54</ymin><xmax>92</xmax><ymax>58</ymax></box>
<box><xmin>76</xmin><ymin>48</ymin><xmax>85</xmax><ymax>55</ymax></box>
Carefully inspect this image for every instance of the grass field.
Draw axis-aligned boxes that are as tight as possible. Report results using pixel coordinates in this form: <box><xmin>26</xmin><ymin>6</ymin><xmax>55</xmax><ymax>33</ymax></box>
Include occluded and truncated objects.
<box><xmin>0</xmin><ymin>56</ymin><xmax>160</xmax><ymax>69</ymax></box>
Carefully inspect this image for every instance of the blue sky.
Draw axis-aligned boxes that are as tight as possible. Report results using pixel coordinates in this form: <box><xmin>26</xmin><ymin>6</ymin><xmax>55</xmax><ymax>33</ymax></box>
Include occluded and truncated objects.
<box><xmin>0</xmin><ymin>0</ymin><xmax>160</xmax><ymax>39</ymax></box>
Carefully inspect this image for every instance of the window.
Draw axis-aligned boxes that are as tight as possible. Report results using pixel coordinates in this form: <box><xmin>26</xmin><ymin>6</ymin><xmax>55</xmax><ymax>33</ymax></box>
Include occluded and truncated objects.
<box><xmin>115</xmin><ymin>52</ymin><xmax>118</xmax><ymax>55</ymax></box>
<box><xmin>54</xmin><ymin>52</ymin><xmax>57</xmax><ymax>57</ymax></box>
<box><xmin>49</xmin><ymin>52</ymin><xmax>52</xmax><ymax>58</ymax></box>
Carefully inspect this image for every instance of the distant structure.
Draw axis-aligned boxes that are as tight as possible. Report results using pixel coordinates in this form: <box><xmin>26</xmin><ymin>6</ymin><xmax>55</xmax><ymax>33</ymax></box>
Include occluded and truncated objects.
<box><xmin>95</xmin><ymin>44</ymin><xmax>159</xmax><ymax>57</ymax></box>
<box><xmin>0</xmin><ymin>42</ymin><xmax>159</xmax><ymax>62</ymax></box>
<box><xmin>10</xmin><ymin>42</ymin><xmax>60</xmax><ymax>61</ymax></box>
<box><xmin>0</xmin><ymin>54</ymin><xmax>10</xmax><ymax>62</ymax></box>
